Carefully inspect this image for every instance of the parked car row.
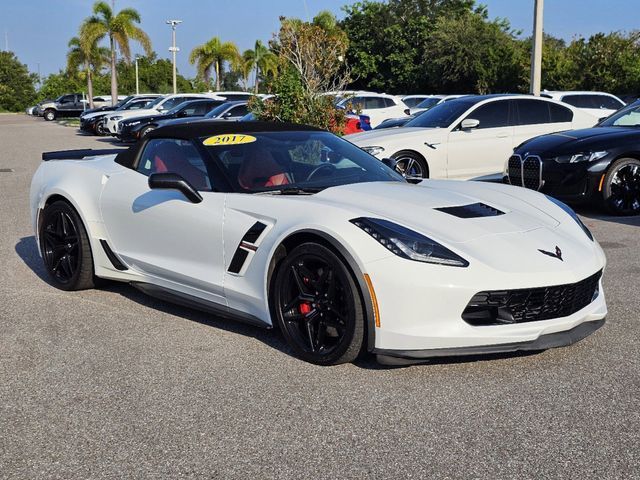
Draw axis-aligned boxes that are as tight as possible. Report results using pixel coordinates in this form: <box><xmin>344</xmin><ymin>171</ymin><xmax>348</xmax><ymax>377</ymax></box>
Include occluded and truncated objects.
<box><xmin>341</xmin><ymin>91</ymin><xmax>639</xmax><ymax>215</ymax></box>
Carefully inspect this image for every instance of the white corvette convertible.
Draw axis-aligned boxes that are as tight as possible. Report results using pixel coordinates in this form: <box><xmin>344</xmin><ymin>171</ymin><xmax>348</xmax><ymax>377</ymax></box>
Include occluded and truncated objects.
<box><xmin>30</xmin><ymin>121</ymin><xmax>607</xmax><ymax>365</ymax></box>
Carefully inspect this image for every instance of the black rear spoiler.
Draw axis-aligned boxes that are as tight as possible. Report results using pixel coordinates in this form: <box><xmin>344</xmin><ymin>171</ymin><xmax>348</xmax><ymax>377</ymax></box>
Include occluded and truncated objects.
<box><xmin>42</xmin><ymin>148</ymin><xmax>127</xmax><ymax>161</ymax></box>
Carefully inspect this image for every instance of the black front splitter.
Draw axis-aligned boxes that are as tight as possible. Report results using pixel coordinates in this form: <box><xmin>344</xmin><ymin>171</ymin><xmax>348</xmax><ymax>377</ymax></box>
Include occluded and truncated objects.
<box><xmin>374</xmin><ymin>319</ymin><xmax>605</xmax><ymax>366</ymax></box>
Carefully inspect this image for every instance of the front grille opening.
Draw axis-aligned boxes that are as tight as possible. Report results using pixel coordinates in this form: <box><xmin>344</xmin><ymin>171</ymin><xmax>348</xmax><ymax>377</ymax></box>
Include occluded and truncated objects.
<box><xmin>462</xmin><ymin>270</ymin><xmax>602</xmax><ymax>326</ymax></box>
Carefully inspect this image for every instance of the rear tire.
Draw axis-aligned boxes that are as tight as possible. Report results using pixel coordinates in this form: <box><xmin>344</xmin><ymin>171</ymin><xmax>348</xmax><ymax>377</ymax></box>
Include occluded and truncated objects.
<box><xmin>602</xmin><ymin>158</ymin><xmax>640</xmax><ymax>215</ymax></box>
<box><xmin>43</xmin><ymin>109</ymin><xmax>56</xmax><ymax>121</ymax></box>
<box><xmin>272</xmin><ymin>243</ymin><xmax>364</xmax><ymax>365</ymax></box>
<box><xmin>39</xmin><ymin>201</ymin><xmax>95</xmax><ymax>290</ymax></box>
<box><xmin>392</xmin><ymin>150</ymin><xmax>429</xmax><ymax>179</ymax></box>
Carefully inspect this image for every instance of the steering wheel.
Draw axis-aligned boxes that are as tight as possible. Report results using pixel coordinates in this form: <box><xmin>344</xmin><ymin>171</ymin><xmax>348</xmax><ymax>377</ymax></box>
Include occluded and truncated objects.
<box><xmin>306</xmin><ymin>163</ymin><xmax>337</xmax><ymax>182</ymax></box>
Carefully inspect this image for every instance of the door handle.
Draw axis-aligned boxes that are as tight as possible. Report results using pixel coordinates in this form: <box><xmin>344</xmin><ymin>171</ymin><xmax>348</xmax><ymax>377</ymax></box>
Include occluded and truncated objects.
<box><xmin>496</xmin><ymin>133</ymin><xmax>509</xmax><ymax>138</ymax></box>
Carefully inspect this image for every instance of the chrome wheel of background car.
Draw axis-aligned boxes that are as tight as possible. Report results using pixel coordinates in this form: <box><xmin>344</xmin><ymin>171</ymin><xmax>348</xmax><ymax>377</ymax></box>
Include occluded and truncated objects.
<box><xmin>96</xmin><ymin>121</ymin><xmax>107</xmax><ymax>136</ymax></box>
<box><xmin>392</xmin><ymin>150</ymin><xmax>428</xmax><ymax>179</ymax></box>
<box><xmin>141</xmin><ymin>126</ymin><xmax>155</xmax><ymax>138</ymax></box>
<box><xmin>274</xmin><ymin>243</ymin><xmax>364</xmax><ymax>365</ymax></box>
<box><xmin>603</xmin><ymin>158</ymin><xmax>640</xmax><ymax>216</ymax></box>
<box><xmin>39</xmin><ymin>201</ymin><xmax>96</xmax><ymax>290</ymax></box>
<box><xmin>43</xmin><ymin>110</ymin><xmax>56</xmax><ymax>121</ymax></box>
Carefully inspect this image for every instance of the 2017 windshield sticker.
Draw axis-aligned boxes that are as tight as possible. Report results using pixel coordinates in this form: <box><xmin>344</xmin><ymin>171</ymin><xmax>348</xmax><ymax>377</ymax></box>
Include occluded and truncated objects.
<box><xmin>203</xmin><ymin>134</ymin><xmax>257</xmax><ymax>146</ymax></box>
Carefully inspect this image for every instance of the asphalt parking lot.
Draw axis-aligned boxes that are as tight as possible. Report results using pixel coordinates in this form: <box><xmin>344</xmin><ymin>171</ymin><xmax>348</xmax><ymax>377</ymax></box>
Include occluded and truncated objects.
<box><xmin>1</xmin><ymin>113</ymin><xmax>639</xmax><ymax>479</ymax></box>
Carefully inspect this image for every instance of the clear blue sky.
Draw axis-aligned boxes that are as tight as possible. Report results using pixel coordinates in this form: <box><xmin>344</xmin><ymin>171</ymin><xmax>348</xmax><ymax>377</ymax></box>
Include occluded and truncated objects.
<box><xmin>1</xmin><ymin>0</ymin><xmax>637</xmax><ymax>79</ymax></box>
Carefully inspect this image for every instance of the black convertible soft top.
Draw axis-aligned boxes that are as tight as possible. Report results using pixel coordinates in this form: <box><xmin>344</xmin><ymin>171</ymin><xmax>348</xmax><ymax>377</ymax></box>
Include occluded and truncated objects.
<box><xmin>115</xmin><ymin>120</ymin><xmax>324</xmax><ymax>169</ymax></box>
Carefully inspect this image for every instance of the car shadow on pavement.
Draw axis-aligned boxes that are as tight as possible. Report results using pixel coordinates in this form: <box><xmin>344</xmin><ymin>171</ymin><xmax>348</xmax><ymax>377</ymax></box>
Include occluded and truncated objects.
<box><xmin>575</xmin><ymin>205</ymin><xmax>640</xmax><ymax>227</ymax></box>
<box><xmin>15</xmin><ymin>235</ymin><xmax>549</xmax><ymax>370</ymax></box>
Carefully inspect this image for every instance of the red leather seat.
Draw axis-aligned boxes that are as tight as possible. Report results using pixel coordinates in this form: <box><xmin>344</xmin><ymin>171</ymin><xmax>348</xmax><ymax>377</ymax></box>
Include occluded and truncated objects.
<box><xmin>238</xmin><ymin>148</ymin><xmax>290</xmax><ymax>190</ymax></box>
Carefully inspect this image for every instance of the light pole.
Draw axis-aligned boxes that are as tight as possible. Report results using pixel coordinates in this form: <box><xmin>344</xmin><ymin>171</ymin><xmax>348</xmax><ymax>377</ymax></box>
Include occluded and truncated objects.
<box><xmin>166</xmin><ymin>19</ymin><xmax>182</xmax><ymax>94</ymax></box>
<box><xmin>134</xmin><ymin>55</ymin><xmax>140</xmax><ymax>95</ymax></box>
<box><xmin>530</xmin><ymin>0</ymin><xmax>544</xmax><ymax>96</ymax></box>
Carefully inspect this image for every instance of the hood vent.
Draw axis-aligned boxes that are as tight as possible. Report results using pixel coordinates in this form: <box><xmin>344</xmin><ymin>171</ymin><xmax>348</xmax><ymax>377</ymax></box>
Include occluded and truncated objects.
<box><xmin>435</xmin><ymin>202</ymin><xmax>505</xmax><ymax>219</ymax></box>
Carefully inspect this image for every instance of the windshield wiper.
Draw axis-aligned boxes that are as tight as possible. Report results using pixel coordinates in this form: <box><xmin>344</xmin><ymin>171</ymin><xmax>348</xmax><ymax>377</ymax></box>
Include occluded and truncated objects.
<box><xmin>259</xmin><ymin>186</ymin><xmax>324</xmax><ymax>195</ymax></box>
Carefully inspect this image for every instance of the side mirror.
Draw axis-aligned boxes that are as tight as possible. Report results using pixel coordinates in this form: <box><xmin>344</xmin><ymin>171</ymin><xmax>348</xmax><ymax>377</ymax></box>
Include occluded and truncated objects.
<box><xmin>223</xmin><ymin>111</ymin><xmax>233</xmax><ymax>118</ymax></box>
<box><xmin>381</xmin><ymin>157</ymin><xmax>398</xmax><ymax>169</ymax></box>
<box><xmin>177</xmin><ymin>110</ymin><xmax>189</xmax><ymax>118</ymax></box>
<box><xmin>461</xmin><ymin>118</ymin><xmax>480</xmax><ymax>130</ymax></box>
<box><xmin>148</xmin><ymin>172</ymin><xmax>203</xmax><ymax>203</ymax></box>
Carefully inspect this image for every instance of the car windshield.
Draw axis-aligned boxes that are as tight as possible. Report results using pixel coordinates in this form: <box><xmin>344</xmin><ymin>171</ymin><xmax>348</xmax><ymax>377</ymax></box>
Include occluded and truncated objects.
<box><xmin>415</xmin><ymin>97</ymin><xmax>441</xmax><ymax>110</ymax></box>
<box><xmin>115</xmin><ymin>96</ymin><xmax>133</xmax><ymax>107</ymax></box>
<box><xmin>144</xmin><ymin>96</ymin><xmax>165</xmax><ymax>109</ymax></box>
<box><xmin>201</xmin><ymin>130</ymin><xmax>404</xmax><ymax>193</ymax></box>
<box><xmin>205</xmin><ymin>103</ymin><xmax>232</xmax><ymax>118</ymax></box>
<box><xmin>165</xmin><ymin>102</ymin><xmax>196</xmax><ymax>116</ymax></box>
<box><xmin>599</xmin><ymin>101</ymin><xmax>640</xmax><ymax>127</ymax></box>
<box><xmin>405</xmin><ymin>98</ymin><xmax>479</xmax><ymax>128</ymax></box>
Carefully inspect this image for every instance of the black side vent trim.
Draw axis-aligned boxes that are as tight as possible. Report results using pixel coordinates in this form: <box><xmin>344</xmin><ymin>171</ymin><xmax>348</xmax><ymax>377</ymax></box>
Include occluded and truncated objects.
<box><xmin>243</xmin><ymin>221</ymin><xmax>267</xmax><ymax>244</ymax></box>
<box><xmin>227</xmin><ymin>222</ymin><xmax>268</xmax><ymax>274</ymax></box>
<box><xmin>228</xmin><ymin>249</ymin><xmax>249</xmax><ymax>274</ymax></box>
<box><xmin>435</xmin><ymin>203</ymin><xmax>505</xmax><ymax>219</ymax></box>
<box><xmin>99</xmin><ymin>239</ymin><xmax>128</xmax><ymax>270</ymax></box>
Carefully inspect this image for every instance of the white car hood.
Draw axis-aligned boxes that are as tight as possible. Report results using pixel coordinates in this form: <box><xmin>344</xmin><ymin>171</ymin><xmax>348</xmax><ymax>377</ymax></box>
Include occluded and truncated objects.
<box><xmin>345</xmin><ymin>127</ymin><xmax>444</xmax><ymax>146</ymax></box>
<box><xmin>312</xmin><ymin>181</ymin><xmax>601</xmax><ymax>274</ymax></box>
<box><xmin>314</xmin><ymin>181</ymin><xmax>561</xmax><ymax>245</ymax></box>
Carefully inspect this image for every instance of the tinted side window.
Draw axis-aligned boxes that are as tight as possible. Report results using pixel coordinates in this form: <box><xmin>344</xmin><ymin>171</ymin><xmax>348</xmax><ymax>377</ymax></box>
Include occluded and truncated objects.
<box><xmin>561</xmin><ymin>95</ymin><xmax>592</xmax><ymax>108</ymax></box>
<box><xmin>516</xmin><ymin>99</ymin><xmax>551</xmax><ymax>125</ymax></box>
<box><xmin>467</xmin><ymin>100</ymin><xmax>510</xmax><ymax>129</ymax></box>
<box><xmin>365</xmin><ymin>97</ymin><xmax>386</xmax><ymax>109</ymax></box>
<box><xmin>192</xmin><ymin>103</ymin><xmax>212</xmax><ymax>115</ymax></box>
<box><xmin>592</xmin><ymin>95</ymin><xmax>624</xmax><ymax>110</ymax></box>
<box><xmin>137</xmin><ymin>138</ymin><xmax>213</xmax><ymax>191</ymax></box>
<box><xmin>230</xmin><ymin>105</ymin><xmax>249</xmax><ymax>116</ymax></box>
<box><xmin>549</xmin><ymin>103</ymin><xmax>573</xmax><ymax>122</ymax></box>
<box><xmin>383</xmin><ymin>97</ymin><xmax>396</xmax><ymax>107</ymax></box>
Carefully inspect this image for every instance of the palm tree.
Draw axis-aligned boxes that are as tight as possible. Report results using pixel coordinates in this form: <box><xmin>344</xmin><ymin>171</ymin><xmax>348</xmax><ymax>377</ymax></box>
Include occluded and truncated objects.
<box><xmin>80</xmin><ymin>1</ymin><xmax>152</xmax><ymax>105</ymax></box>
<box><xmin>66</xmin><ymin>36</ymin><xmax>109</xmax><ymax>109</ymax></box>
<box><xmin>189</xmin><ymin>37</ymin><xmax>241</xmax><ymax>91</ymax></box>
<box><xmin>240</xmin><ymin>49</ymin><xmax>255</xmax><ymax>91</ymax></box>
<box><xmin>243</xmin><ymin>40</ymin><xmax>277</xmax><ymax>93</ymax></box>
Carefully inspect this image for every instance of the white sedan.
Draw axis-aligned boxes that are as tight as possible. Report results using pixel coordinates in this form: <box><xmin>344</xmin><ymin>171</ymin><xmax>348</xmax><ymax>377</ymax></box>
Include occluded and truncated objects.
<box><xmin>31</xmin><ymin>122</ymin><xmax>606</xmax><ymax>365</ymax></box>
<box><xmin>346</xmin><ymin>94</ymin><xmax>597</xmax><ymax>180</ymax></box>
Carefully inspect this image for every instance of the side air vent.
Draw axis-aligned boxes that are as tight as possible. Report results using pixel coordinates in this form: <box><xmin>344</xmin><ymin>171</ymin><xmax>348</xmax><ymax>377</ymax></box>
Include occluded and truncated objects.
<box><xmin>99</xmin><ymin>239</ymin><xmax>128</xmax><ymax>270</ymax></box>
<box><xmin>227</xmin><ymin>221</ymin><xmax>268</xmax><ymax>274</ymax></box>
<box><xmin>435</xmin><ymin>203</ymin><xmax>505</xmax><ymax>219</ymax></box>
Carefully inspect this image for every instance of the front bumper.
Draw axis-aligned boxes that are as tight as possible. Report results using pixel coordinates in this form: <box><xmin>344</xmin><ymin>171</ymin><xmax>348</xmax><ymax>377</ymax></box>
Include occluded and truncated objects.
<box><xmin>375</xmin><ymin>318</ymin><xmax>605</xmax><ymax>365</ymax></box>
<box><xmin>505</xmin><ymin>153</ymin><xmax>606</xmax><ymax>204</ymax></box>
<box><xmin>365</xmin><ymin>232</ymin><xmax>607</xmax><ymax>357</ymax></box>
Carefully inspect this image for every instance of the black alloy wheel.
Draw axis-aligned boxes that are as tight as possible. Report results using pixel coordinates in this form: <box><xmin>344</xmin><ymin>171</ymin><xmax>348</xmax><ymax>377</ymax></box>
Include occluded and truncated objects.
<box><xmin>273</xmin><ymin>243</ymin><xmax>364</xmax><ymax>365</ymax></box>
<box><xmin>95</xmin><ymin>120</ymin><xmax>107</xmax><ymax>136</ymax></box>
<box><xmin>392</xmin><ymin>150</ymin><xmax>428</xmax><ymax>179</ymax></box>
<box><xmin>39</xmin><ymin>201</ymin><xmax>96</xmax><ymax>290</ymax></box>
<box><xmin>603</xmin><ymin>158</ymin><xmax>640</xmax><ymax>215</ymax></box>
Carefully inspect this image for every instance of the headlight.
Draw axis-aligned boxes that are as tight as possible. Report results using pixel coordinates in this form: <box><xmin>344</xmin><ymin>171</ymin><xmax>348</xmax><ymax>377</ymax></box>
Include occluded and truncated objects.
<box><xmin>546</xmin><ymin>195</ymin><xmax>594</xmax><ymax>241</ymax></box>
<box><xmin>554</xmin><ymin>151</ymin><xmax>608</xmax><ymax>163</ymax></box>
<box><xmin>362</xmin><ymin>146</ymin><xmax>385</xmax><ymax>156</ymax></box>
<box><xmin>351</xmin><ymin>217</ymin><xmax>469</xmax><ymax>267</ymax></box>
<box><xmin>109</xmin><ymin>115</ymin><xmax>123</xmax><ymax>121</ymax></box>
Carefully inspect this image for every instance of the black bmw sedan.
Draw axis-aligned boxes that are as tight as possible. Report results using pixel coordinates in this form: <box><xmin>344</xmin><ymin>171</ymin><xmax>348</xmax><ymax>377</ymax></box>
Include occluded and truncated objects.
<box><xmin>505</xmin><ymin>99</ymin><xmax>640</xmax><ymax>215</ymax></box>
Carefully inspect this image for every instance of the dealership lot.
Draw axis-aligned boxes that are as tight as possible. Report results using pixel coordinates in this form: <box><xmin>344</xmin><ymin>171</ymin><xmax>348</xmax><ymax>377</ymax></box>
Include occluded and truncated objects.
<box><xmin>1</xmin><ymin>114</ymin><xmax>639</xmax><ymax>478</ymax></box>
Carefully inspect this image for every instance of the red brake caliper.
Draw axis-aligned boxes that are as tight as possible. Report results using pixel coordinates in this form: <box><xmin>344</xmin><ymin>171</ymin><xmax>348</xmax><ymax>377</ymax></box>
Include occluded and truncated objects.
<box><xmin>299</xmin><ymin>302</ymin><xmax>312</xmax><ymax>315</ymax></box>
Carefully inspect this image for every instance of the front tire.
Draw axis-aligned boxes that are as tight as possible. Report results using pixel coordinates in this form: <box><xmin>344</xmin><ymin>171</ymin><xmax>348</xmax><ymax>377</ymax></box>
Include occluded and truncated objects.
<box><xmin>39</xmin><ymin>201</ymin><xmax>95</xmax><ymax>290</ymax></box>
<box><xmin>602</xmin><ymin>158</ymin><xmax>640</xmax><ymax>215</ymax></box>
<box><xmin>43</xmin><ymin>109</ymin><xmax>56</xmax><ymax>121</ymax></box>
<box><xmin>392</xmin><ymin>150</ymin><xmax>428</xmax><ymax>179</ymax></box>
<box><xmin>140</xmin><ymin>125</ymin><xmax>155</xmax><ymax>138</ymax></box>
<box><xmin>272</xmin><ymin>243</ymin><xmax>364</xmax><ymax>365</ymax></box>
